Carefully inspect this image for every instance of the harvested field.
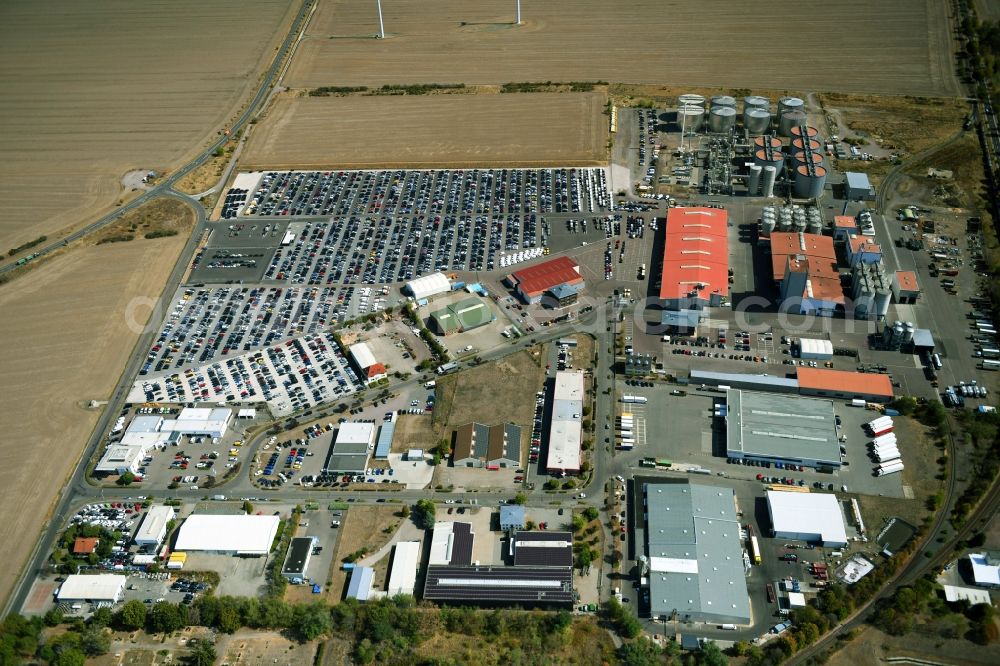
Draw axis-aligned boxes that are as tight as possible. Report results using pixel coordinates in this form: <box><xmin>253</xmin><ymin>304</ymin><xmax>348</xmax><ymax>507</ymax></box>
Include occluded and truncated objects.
<box><xmin>0</xmin><ymin>0</ymin><xmax>298</xmax><ymax>251</ymax></box>
<box><xmin>827</xmin><ymin>625</ymin><xmax>1000</xmax><ymax>666</ymax></box>
<box><xmin>820</xmin><ymin>93</ymin><xmax>967</xmax><ymax>155</ymax></box>
<box><xmin>0</xmin><ymin>233</ymin><xmax>186</xmax><ymax>608</ymax></box>
<box><xmin>242</xmin><ymin>92</ymin><xmax>608</xmax><ymax>168</ymax></box>
<box><xmin>325</xmin><ymin>505</ymin><xmax>401</xmax><ymax>602</ymax></box>
<box><xmin>286</xmin><ymin>0</ymin><xmax>958</xmax><ymax>97</ymax></box>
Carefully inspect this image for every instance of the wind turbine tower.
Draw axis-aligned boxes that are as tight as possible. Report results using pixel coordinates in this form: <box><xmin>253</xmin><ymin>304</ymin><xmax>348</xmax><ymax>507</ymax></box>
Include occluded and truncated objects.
<box><xmin>376</xmin><ymin>0</ymin><xmax>385</xmax><ymax>38</ymax></box>
<box><xmin>516</xmin><ymin>0</ymin><xmax>522</xmax><ymax>25</ymax></box>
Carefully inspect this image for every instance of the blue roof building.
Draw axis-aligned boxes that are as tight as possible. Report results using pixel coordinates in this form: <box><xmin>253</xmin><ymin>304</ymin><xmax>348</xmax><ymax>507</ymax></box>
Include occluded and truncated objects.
<box><xmin>499</xmin><ymin>505</ymin><xmax>525</xmax><ymax>531</ymax></box>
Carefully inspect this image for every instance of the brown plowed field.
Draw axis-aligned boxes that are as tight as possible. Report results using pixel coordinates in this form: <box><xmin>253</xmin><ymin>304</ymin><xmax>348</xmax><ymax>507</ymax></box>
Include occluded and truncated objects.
<box><xmin>0</xmin><ymin>0</ymin><xmax>298</xmax><ymax>252</ymax></box>
<box><xmin>285</xmin><ymin>0</ymin><xmax>959</xmax><ymax>98</ymax></box>
<box><xmin>241</xmin><ymin>92</ymin><xmax>608</xmax><ymax>168</ymax></box>
<box><xmin>0</xmin><ymin>233</ymin><xmax>187</xmax><ymax>608</ymax></box>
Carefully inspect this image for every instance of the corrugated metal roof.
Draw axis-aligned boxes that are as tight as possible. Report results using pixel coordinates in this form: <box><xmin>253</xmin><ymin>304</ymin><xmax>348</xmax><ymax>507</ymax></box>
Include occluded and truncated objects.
<box><xmin>374</xmin><ymin>422</ymin><xmax>395</xmax><ymax>458</ymax></box>
<box><xmin>797</xmin><ymin>367</ymin><xmax>893</xmax><ymax>398</ymax></box>
<box><xmin>660</xmin><ymin>208</ymin><xmax>729</xmax><ymax>301</ymax></box>
<box><xmin>509</xmin><ymin>256</ymin><xmax>583</xmax><ymax>298</ymax></box>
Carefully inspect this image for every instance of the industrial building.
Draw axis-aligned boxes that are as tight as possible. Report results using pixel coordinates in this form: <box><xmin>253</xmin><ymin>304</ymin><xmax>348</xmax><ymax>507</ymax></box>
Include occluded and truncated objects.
<box><xmin>322</xmin><ymin>422</ymin><xmax>375</xmax><ymax>474</ymax></box>
<box><xmin>658</xmin><ymin>207</ymin><xmax>729</xmax><ymax>311</ymax></box>
<box><xmin>429</xmin><ymin>297</ymin><xmax>494</xmax><ymax>335</ymax></box>
<box><xmin>546</xmin><ymin>371</ymin><xmax>584</xmax><ymax>475</ymax></box>
<box><xmin>725</xmin><ymin>390</ymin><xmax>841</xmax><ymax>469</ymax></box>
<box><xmin>891</xmin><ymin>271</ymin><xmax>920</xmax><ymax>304</ymax></box>
<box><xmin>405</xmin><ymin>272</ymin><xmax>451</xmax><ymax>301</ymax></box>
<box><xmin>282</xmin><ymin>537</ymin><xmax>317</xmax><ymax>580</ymax></box>
<box><xmin>643</xmin><ymin>480</ymin><xmax>751</xmax><ymax>625</ymax></box>
<box><xmin>94</xmin><ymin>444</ymin><xmax>149</xmax><ymax>476</ymax></box>
<box><xmin>511</xmin><ymin>531</ymin><xmax>573</xmax><ymax>567</ymax></box>
<box><xmin>833</xmin><ymin>215</ymin><xmax>859</xmax><ymax>241</ymax></box>
<box><xmin>373</xmin><ymin>421</ymin><xmax>395</xmax><ymax>459</ymax></box>
<box><xmin>965</xmin><ymin>553</ymin><xmax>1000</xmax><ymax>588</ymax></box>
<box><xmin>769</xmin><ymin>232</ymin><xmax>843</xmax><ymax>317</ymax></box>
<box><xmin>452</xmin><ymin>422</ymin><xmax>522</xmax><ymax>468</ymax></box>
<box><xmin>766</xmin><ymin>490</ymin><xmax>849</xmax><ymax>547</ymax></box>
<box><xmin>133</xmin><ymin>505</ymin><xmax>176</xmax><ymax>548</ymax></box>
<box><xmin>163</xmin><ymin>407</ymin><xmax>232</xmax><ymax>439</ymax></box>
<box><xmin>56</xmin><ymin>574</ymin><xmax>127</xmax><ymax>605</ymax></box>
<box><xmin>173</xmin><ymin>514</ymin><xmax>281</xmax><ymax>556</ymax></box>
<box><xmin>625</xmin><ymin>353</ymin><xmax>653</xmax><ymax>377</ymax></box>
<box><xmin>851</xmin><ymin>260</ymin><xmax>892</xmax><ymax>319</ymax></box>
<box><xmin>499</xmin><ymin>505</ymin><xmax>526</xmax><ymax>531</ymax></box>
<box><xmin>506</xmin><ymin>256</ymin><xmax>584</xmax><ymax>304</ymax></box>
<box><xmin>844</xmin><ymin>172</ymin><xmax>875</xmax><ymax>201</ymax></box>
<box><xmin>548</xmin><ymin>283</ymin><xmax>580</xmax><ymax>308</ymax></box>
<box><xmin>346</xmin><ymin>566</ymin><xmax>375</xmax><ymax>601</ymax></box>
<box><xmin>429</xmin><ymin>522</ymin><xmax>475</xmax><ymax>566</ymax></box>
<box><xmin>797</xmin><ymin>367</ymin><xmax>893</xmax><ymax>402</ymax></box>
<box><xmin>422</xmin><ymin>565</ymin><xmax>575</xmax><ymax>607</ymax></box>
<box><xmin>795</xmin><ymin>338</ymin><xmax>833</xmax><ymax>360</ymax></box>
<box><xmin>387</xmin><ymin>541</ymin><xmax>421</xmax><ymax>597</ymax></box>
<box><xmin>847</xmin><ymin>237</ymin><xmax>882</xmax><ymax>267</ymax></box>
<box><xmin>349</xmin><ymin>342</ymin><xmax>386</xmax><ymax>384</ymax></box>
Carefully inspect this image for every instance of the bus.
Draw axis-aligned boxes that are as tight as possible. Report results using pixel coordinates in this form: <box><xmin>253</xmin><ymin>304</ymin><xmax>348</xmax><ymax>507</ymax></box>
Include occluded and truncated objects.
<box><xmin>749</xmin><ymin>536</ymin><xmax>762</xmax><ymax>565</ymax></box>
<box><xmin>640</xmin><ymin>457</ymin><xmax>656</xmax><ymax>467</ymax></box>
<box><xmin>656</xmin><ymin>459</ymin><xmax>673</xmax><ymax>468</ymax></box>
<box><xmin>621</xmin><ymin>395</ymin><xmax>648</xmax><ymax>404</ymax></box>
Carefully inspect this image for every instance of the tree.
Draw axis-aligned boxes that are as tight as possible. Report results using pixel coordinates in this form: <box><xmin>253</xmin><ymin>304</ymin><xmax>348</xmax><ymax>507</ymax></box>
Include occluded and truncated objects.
<box><xmin>571</xmin><ymin>514</ymin><xmax>586</xmax><ymax>532</ymax></box>
<box><xmin>544</xmin><ymin>479</ymin><xmax>560</xmax><ymax>490</ymax></box>
<box><xmin>398</xmin><ymin>505</ymin><xmax>411</xmax><ymax>518</ymax></box>
<box><xmin>582</xmin><ymin>506</ymin><xmax>599</xmax><ymax>521</ymax></box>
<box><xmin>117</xmin><ymin>599</ymin><xmax>147</xmax><ymax>631</ymax></box>
<box><xmin>52</xmin><ymin>648</ymin><xmax>86</xmax><ymax>666</ymax></box>
<box><xmin>513</xmin><ymin>492</ymin><xmax>527</xmax><ymax>505</ymax></box>
<box><xmin>619</xmin><ymin>637</ymin><xmax>662</xmax><ymax>666</ymax></box>
<box><xmin>412</xmin><ymin>499</ymin><xmax>436</xmax><ymax>529</ymax></box>
<box><xmin>293</xmin><ymin>602</ymin><xmax>332</xmax><ymax>641</ymax></box>
<box><xmin>699</xmin><ymin>640</ymin><xmax>727</xmax><ymax>666</ymax></box>
<box><xmin>242</xmin><ymin>500</ymin><xmax>254</xmax><ymax>514</ymax></box>
<box><xmin>79</xmin><ymin>627</ymin><xmax>110</xmax><ymax>656</ymax></box>
<box><xmin>117</xmin><ymin>471</ymin><xmax>136</xmax><ymax>486</ymax></box>
<box><xmin>186</xmin><ymin>640</ymin><xmax>217</xmax><ymax>666</ymax></box>
<box><xmin>148</xmin><ymin>602</ymin><xmax>186</xmax><ymax>633</ymax></box>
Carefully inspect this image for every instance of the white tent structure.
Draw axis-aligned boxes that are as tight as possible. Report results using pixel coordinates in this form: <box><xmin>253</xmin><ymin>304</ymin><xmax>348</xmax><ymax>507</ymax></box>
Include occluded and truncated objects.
<box><xmin>174</xmin><ymin>514</ymin><xmax>280</xmax><ymax>555</ymax></box>
<box><xmin>405</xmin><ymin>273</ymin><xmax>450</xmax><ymax>300</ymax></box>
<box><xmin>57</xmin><ymin>575</ymin><xmax>127</xmax><ymax>603</ymax></box>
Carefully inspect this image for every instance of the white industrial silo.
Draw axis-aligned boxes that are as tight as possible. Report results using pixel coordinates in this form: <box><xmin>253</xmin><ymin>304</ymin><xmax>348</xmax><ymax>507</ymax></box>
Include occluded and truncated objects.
<box><xmin>710</xmin><ymin>95</ymin><xmax>737</xmax><ymax>109</ymax></box>
<box><xmin>709</xmin><ymin>106</ymin><xmax>737</xmax><ymax>132</ymax></box>
<box><xmin>794</xmin><ymin>164</ymin><xmax>827</xmax><ymax>199</ymax></box>
<box><xmin>744</xmin><ymin>108</ymin><xmax>771</xmax><ymax>134</ymax></box>
<box><xmin>778</xmin><ymin>96</ymin><xmax>805</xmax><ymax>115</ymax></box>
<box><xmin>762</xmin><ymin>166</ymin><xmax>777</xmax><ymax>198</ymax></box>
<box><xmin>679</xmin><ymin>93</ymin><xmax>706</xmax><ymax>108</ymax></box>
<box><xmin>678</xmin><ymin>105</ymin><xmax>705</xmax><ymax>132</ymax></box>
<box><xmin>748</xmin><ymin>164</ymin><xmax>763</xmax><ymax>195</ymax></box>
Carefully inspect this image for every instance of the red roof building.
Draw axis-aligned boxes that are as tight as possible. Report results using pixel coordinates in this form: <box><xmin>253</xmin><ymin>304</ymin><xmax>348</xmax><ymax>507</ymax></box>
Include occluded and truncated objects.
<box><xmin>833</xmin><ymin>216</ymin><xmax>858</xmax><ymax>240</ymax></box>
<box><xmin>366</xmin><ymin>363</ymin><xmax>387</xmax><ymax>381</ymax></box>
<box><xmin>797</xmin><ymin>367</ymin><xmax>893</xmax><ymax>402</ymax></box>
<box><xmin>892</xmin><ymin>270</ymin><xmax>920</xmax><ymax>304</ymax></box>
<box><xmin>73</xmin><ymin>537</ymin><xmax>99</xmax><ymax>555</ymax></box>
<box><xmin>659</xmin><ymin>207</ymin><xmax>729</xmax><ymax>307</ymax></box>
<box><xmin>508</xmin><ymin>256</ymin><xmax>584</xmax><ymax>303</ymax></box>
<box><xmin>770</xmin><ymin>232</ymin><xmax>843</xmax><ymax>316</ymax></box>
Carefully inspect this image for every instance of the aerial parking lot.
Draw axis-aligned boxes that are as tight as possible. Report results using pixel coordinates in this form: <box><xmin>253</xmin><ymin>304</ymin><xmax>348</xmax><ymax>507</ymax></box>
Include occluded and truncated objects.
<box><xmin>130</xmin><ymin>331</ymin><xmax>365</xmax><ymax>416</ymax></box>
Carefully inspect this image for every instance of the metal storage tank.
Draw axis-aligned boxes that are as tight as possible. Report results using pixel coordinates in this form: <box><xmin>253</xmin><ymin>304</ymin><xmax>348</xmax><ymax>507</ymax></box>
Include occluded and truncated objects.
<box><xmin>761</xmin><ymin>214</ymin><xmax>776</xmax><ymax>236</ymax></box>
<box><xmin>748</xmin><ymin>165</ymin><xmax>762</xmax><ymax>195</ymax></box>
<box><xmin>778</xmin><ymin>96</ymin><xmax>805</xmax><ymax>115</ymax></box>
<box><xmin>790</xmin><ymin>125</ymin><xmax>820</xmax><ymax>141</ymax></box>
<box><xmin>792</xmin><ymin>151</ymin><xmax>824</xmax><ymax>166</ymax></box>
<box><xmin>794</xmin><ymin>164</ymin><xmax>827</xmax><ymax>199</ymax></box>
<box><xmin>904</xmin><ymin>322</ymin><xmax>915</xmax><ymax>343</ymax></box>
<box><xmin>753</xmin><ymin>136</ymin><xmax>782</xmax><ymax>150</ymax></box>
<box><xmin>744</xmin><ymin>95</ymin><xmax>770</xmax><ymax>112</ymax></box>
<box><xmin>779</xmin><ymin>110</ymin><xmax>808</xmax><ymax>137</ymax></box>
<box><xmin>791</xmin><ymin>137</ymin><xmax>822</xmax><ymax>152</ymax></box>
<box><xmin>807</xmin><ymin>218</ymin><xmax>823</xmax><ymax>234</ymax></box>
<box><xmin>744</xmin><ymin>108</ymin><xmax>771</xmax><ymax>134</ymax></box>
<box><xmin>762</xmin><ymin>166</ymin><xmax>777</xmax><ymax>198</ymax></box>
<box><xmin>679</xmin><ymin>93</ymin><xmax>706</xmax><ymax>108</ymax></box>
<box><xmin>678</xmin><ymin>105</ymin><xmax>704</xmax><ymax>131</ymax></box>
<box><xmin>710</xmin><ymin>95</ymin><xmax>737</xmax><ymax>109</ymax></box>
<box><xmin>708</xmin><ymin>106</ymin><xmax>737</xmax><ymax>132</ymax></box>
<box><xmin>874</xmin><ymin>290</ymin><xmax>891</xmax><ymax>319</ymax></box>
<box><xmin>753</xmin><ymin>148</ymin><xmax>784</xmax><ymax>173</ymax></box>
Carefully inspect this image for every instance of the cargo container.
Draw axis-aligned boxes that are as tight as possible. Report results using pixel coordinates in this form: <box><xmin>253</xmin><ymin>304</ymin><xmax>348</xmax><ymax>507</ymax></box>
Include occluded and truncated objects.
<box><xmin>749</xmin><ymin>536</ymin><xmax>762</xmax><ymax>565</ymax></box>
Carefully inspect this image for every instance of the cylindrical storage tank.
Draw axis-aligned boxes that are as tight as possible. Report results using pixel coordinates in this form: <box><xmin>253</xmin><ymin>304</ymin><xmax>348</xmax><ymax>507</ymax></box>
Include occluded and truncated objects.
<box><xmin>762</xmin><ymin>166</ymin><xmax>777</xmax><ymax>198</ymax></box>
<box><xmin>677</xmin><ymin>105</ymin><xmax>704</xmax><ymax>131</ymax></box>
<box><xmin>791</xmin><ymin>137</ymin><xmax>822</xmax><ymax>152</ymax></box>
<box><xmin>904</xmin><ymin>322</ymin><xmax>915</xmax><ymax>342</ymax></box>
<box><xmin>893</xmin><ymin>321</ymin><xmax>904</xmax><ymax>343</ymax></box>
<box><xmin>793</xmin><ymin>151</ymin><xmax>824</xmax><ymax>167</ymax></box>
<box><xmin>754</xmin><ymin>149</ymin><xmax>784</xmax><ymax>173</ymax></box>
<box><xmin>753</xmin><ymin>136</ymin><xmax>782</xmax><ymax>150</ymax></box>
<box><xmin>807</xmin><ymin>218</ymin><xmax>823</xmax><ymax>234</ymax></box>
<box><xmin>744</xmin><ymin>108</ymin><xmax>771</xmax><ymax>134</ymax></box>
<box><xmin>710</xmin><ymin>95</ymin><xmax>737</xmax><ymax>109</ymax></box>
<box><xmin>761</xmin><ymin>215</ymin><xmax>776</xmax><ymax>236</ymax></box>
<box><xmin>790</xmin><ymin>125</ymin><xmax>820</xmax><ymax>141</ymax></box>
<box><xmin>708</xmin><ymin>106</ymin><xmax>737</xmax><ymax>133</ymax></box>
<box><xmin>748</xmin><ymin>165</ymin><xmax>762</xmax><ymax>195</ymax></box>
<box><xmin>875</xmin><ymin>291</ymin><xmax>891</xmax><ymax>318</ymax></box>
<box><xmin>794</xmin><ymin>165</ymin><xmax>827</xmax><ymax>199</ymax></box>
<box><xmin>679</xmin><ymin>93</ymin><xmax>706</xmax><ymax>108</ymax></box>
<box><xmin>744</xmin><ymin>95</ymin><xmax>770</xmax><ymax>112</ymax></box>
<box><xmin>778</xmin><ymin>96</ymin><xmax>805</xmax><ymax>115</ymax></box>
<box><xmin>882</xmin><ymin>324</ymin><xmax>894</xmax><ymax>345</ymax></box>
<box><xmin>779</xmin><ymin>110</ymin><xmax>808</xmax><ymax>137</ymax></box>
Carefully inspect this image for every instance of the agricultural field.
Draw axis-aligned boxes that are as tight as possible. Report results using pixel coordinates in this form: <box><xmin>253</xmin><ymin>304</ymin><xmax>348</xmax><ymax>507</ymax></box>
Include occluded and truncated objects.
<box><xmin>285</xmin><ymin>0</ymin><xmax>958</xmax><ymax>97</ymax></box>
<box><xmin>242</xmin><ymin>92</ymin><xmax>608</xmax><ymax>168</ymax></box>
<box><xmin>0</xmin><ymin>0</ymin><xmax>298</xmax><ymax>252</ymax></box>
<box><xmin>0</xmin><ymin>233</ymin><xmax>186</xmax><ymax>608</ymax></box>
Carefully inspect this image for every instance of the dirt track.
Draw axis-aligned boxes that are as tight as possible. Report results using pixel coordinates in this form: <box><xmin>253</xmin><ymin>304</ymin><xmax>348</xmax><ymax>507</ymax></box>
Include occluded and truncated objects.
<box><xmin>286</xmin><ymin>0</ymin><xmax>960</xmax><ymax>97</ymax></box>
<box><xmin>0</xmin><ymin>234</ymin><xmax>186</xmax><ymax>608</ymax></box>
<box><xmin>0</xmin><ymin>0</ymin><xmax>297</xmax><ymax>252</ymax></box>
<box><xmin>242</xmin><ymin>92</ymin><xmax>608</xmax><ymax>168</ymax></box>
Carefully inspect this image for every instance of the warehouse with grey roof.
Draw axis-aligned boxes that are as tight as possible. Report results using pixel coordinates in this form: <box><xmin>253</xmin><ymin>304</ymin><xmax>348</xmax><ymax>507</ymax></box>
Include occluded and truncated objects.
<box><xmin>643</xmin><ymin>480</ymin><xmax>751</xmax><ymax>625</ymax></box>
<box><xmin>725</xmin><ymin>389</ymin><xmax>841</xmax><ymax>469</ymax></box>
